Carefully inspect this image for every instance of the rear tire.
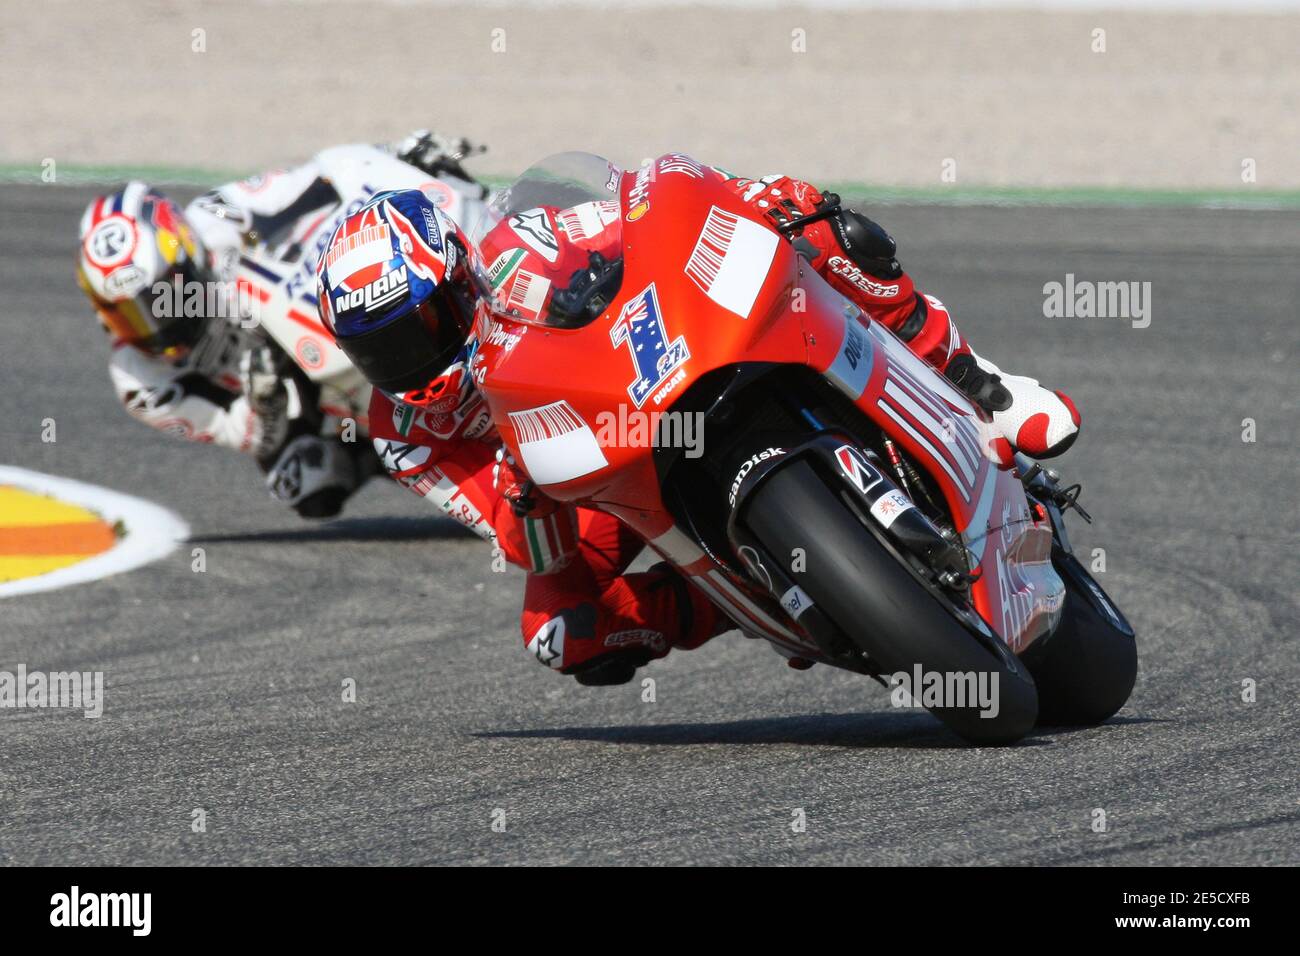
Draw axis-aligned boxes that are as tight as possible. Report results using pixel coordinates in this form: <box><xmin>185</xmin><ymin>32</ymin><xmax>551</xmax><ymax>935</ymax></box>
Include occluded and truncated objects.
<box><xmin>1021</xmin><ymin>546</ymin><xmax>1137</xmax><ymax>726</ymax></box>
<box><xmin>742</xmin><ymin>460</ymin><xmax>1038</xmax><ymax>744</ymax></box>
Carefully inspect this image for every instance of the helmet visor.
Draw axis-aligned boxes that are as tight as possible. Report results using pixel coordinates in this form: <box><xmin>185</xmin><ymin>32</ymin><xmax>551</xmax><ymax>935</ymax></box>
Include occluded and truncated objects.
<box><xmin>336</xmin><ymin>283</ymin><xmax>469</xmax><ymax>395</ymax></box>
<box><xmin>83</xmin><ymin>255</ymin><xmax>211</xmax><ymax>352</ymax></box>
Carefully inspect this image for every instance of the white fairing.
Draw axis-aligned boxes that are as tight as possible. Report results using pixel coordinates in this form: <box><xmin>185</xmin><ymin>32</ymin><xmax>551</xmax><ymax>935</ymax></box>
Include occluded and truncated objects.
<box><xmin>190</xmin><ymin>143</ymin><xmax>493</xmax><ymax>402</ymax></box>
<box><xmin>315</xmin><ymin>144</ymin><xmax>493</xmax><ymax>239</ymax></box>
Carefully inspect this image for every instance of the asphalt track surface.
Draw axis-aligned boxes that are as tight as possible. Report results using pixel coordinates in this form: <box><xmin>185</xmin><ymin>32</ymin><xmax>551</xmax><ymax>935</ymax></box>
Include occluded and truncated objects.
<box><xmin>1</xmin><ymin>185</ymin><xmax>1296</xmax><ymax>866</ymax></box>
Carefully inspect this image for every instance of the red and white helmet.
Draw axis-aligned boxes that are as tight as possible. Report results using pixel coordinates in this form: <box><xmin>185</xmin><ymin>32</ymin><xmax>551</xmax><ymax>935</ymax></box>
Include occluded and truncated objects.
<box><xmin>77</xmin><ymin>181</ymin><xmax>214</xmax><ymax>352</ymax></box>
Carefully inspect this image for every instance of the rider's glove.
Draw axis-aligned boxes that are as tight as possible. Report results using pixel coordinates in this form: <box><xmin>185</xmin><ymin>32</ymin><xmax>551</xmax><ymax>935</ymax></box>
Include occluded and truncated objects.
<box><xmin>738</xmin><ymin>174</ymin><xmax>827</xmax><ymax>232</ymax></box>
<box><xmin>493</xmin><ymin>447</ymin><xmax>578</xmax><ymax>574</ymax></box>
<box><xmin>493</xmin><ymin>447</ymin><xmax>551</xmax><ymax>517</ymax></box>
<box><xmin>240</xmin><ymin>344</ymin><xmax>293</xmax><ymax>464</ymax></box>
<box><xmin>395</xmin><ymin>129</ymin><xmax>486</xmax><ymax>183</ymax></box>
<box><xmin>738</xmin><ymin>175</ymin><xmax>905</xmax><ymax>283</ymax></box>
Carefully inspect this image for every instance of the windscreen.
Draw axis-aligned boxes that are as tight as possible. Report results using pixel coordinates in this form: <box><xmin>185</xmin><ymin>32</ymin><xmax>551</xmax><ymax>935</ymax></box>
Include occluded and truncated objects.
<box><xmin>472</xmin><ymin>153</ymin><xmax>627</xmax><ymax>329</ymax></box>
<box><xmin>474</xmin><ymin>152</ymin><xmax>622</xmax><ymax>243</ymax></box>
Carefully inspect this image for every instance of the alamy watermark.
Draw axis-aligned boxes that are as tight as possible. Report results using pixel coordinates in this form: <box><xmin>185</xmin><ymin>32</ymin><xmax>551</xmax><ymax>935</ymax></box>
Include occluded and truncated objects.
<box><xmin>889</xmin><ymin>665</ymin><xmax>1000</xmax><ymax>719</ymax></box>
<box><xmin>0</xmin><ymin>665</ymin><xmax>104</xmax><ymax>718</ymax></box>
<box><xmin>151</xmin><ymin>276</ymin><xmax>259</xmax><ymax>328</ymax></box>
<box><xmin>50</xmin><ymin>886</ymin><xmax>150</xmax><ymax>936</ymax></box>
<box><xmin>1043</xmin><ymin>273</ymin><xmax>1151</xmax><ymax>329</ymax></box>
<box><xmin>593</xmin><ymin>405</ymin><xmax>705</xmax><ymax>458</ymax></box>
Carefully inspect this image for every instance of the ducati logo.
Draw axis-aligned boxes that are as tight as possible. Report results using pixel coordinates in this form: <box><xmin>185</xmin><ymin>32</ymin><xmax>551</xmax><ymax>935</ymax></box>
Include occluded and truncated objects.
<box><xmin>842</xmin><ymin>322</ymin><xmax>865</xmax><ymax>370</ymax></box>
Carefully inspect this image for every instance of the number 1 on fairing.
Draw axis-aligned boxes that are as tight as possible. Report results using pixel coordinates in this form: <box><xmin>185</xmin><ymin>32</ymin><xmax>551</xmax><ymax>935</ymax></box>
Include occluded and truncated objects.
<box><xmin>609</xmin><ymin>282</ymin><xmax>690</xmax><ymax>408</ymax></box>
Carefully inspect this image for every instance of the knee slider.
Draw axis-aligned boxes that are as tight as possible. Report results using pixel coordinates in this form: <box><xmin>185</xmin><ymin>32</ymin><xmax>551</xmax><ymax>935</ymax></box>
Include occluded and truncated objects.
<box><xmin>570</xmin><ymin>651</ymin><xmax>650</xmax><ymax>686</ymax></box>
<box><xmin>895</xmin><ymin>293</ymin><xmax>929</xmax><ymax>342</ymax></box>
<box><xmin>647</xmin><ymin>561</ymin><xmax>695</xmax><ymax>640</ymax></box>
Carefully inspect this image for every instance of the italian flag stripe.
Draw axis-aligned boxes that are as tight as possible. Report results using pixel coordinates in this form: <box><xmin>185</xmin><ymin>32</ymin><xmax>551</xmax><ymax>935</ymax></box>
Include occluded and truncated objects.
<box><xmin>491</xmin><ymin>249</ymin><xmax>525</xmax><ymax>290</ymax></box>
<box><xmin>526</xmin><ymin>517</ymin><xmax>552</xmax><ymax>573</ymax></box>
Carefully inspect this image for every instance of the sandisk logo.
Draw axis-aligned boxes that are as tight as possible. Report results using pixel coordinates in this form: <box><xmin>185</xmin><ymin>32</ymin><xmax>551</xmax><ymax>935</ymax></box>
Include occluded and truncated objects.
<box><xmin>729</xmin><ymin>447</ymin><xmax>785</xmax><ymax>507</ymax></box>
<box><xmin>828</xmin><ymin>256</ymin><xmax>899</xmax><ymax>298</ymax></box>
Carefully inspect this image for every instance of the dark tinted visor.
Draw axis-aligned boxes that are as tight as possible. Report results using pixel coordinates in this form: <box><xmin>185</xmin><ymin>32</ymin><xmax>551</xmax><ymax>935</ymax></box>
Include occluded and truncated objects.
<box><xmin>337</xmin><ymin>287</ymin><xmax>466</xmax><ymax>394</ymax></box>
<box><xmin>136</xmin><ymin>255</ymin><xmax>214</xmax><ymax>352</ymax></box>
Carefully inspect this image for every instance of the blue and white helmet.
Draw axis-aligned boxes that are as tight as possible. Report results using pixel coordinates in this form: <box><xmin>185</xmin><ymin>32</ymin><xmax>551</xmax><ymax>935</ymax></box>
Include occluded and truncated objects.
<box><xmin>317</xmin><ymin>188</ymin><xmax>484</xmax><ymax>406</ymax></box>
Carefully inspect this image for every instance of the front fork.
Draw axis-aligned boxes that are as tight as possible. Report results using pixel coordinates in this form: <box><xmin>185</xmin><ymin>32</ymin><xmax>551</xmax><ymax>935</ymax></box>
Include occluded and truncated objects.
<box><xmin>1015</xmin><ymin>452</ymin><xmax>1092</xmax><ymax>554</ymax></box>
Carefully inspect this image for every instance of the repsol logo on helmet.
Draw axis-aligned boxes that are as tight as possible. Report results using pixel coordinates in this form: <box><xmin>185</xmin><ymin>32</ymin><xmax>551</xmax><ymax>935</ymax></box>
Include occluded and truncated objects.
<box><xmin>729</xmin><ymin>447</ymin><xmax>785</xmax><ymax>507</ymax></box>
<box><xmin>334</xmin><ymin>265</ymin><xmax>409</xmax><ymax>314</ymax></box>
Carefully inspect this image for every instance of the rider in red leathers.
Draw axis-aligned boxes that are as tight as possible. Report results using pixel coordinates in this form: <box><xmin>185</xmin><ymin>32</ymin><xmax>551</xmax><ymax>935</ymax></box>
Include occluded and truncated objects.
<box><xmin>319</xmin><ymin>159</ymin><xmax>1080</xmax><ymax>685</ymax></box>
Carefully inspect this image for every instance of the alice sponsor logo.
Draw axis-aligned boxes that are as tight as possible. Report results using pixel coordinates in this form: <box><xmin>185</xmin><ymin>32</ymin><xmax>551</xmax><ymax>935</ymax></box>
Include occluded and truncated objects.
<box><xmin>889</xmin><ymin>664</ymin><xmax>1000</xmax><ymax>719</ymax></box>
<box><xmin>592</xmin><ymin>405</ymin><xmax>704</xmax><ymax>458</ymax></box>
<box><xmin>0</xmin><ymin>664</ymin><xmax>103</xmax><ymax>718</ymax></box>
<box><xmin>50</xmin><ymin>886</ymin><xmax>151</xmax><ymax>936</ymax></box>
<box><xmin>1042</xmin><ymin>273</ymin><xmax>1151</xmax><ymax>329</ymax></box>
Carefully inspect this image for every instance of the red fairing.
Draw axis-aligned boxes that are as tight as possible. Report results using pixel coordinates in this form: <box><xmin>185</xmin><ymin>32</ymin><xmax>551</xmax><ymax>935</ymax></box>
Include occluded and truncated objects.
<box><xmin>473</xmin><ymin>154</ymin><xmax>1063</xmax><ymax>660</ymax></box>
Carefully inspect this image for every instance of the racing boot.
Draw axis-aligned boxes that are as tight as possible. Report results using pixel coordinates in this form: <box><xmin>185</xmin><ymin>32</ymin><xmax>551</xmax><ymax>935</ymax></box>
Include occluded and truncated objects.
<box><xmin>943</xmin><ymin>350</ymin><xmax>1081</xmax><ymax>459</ymax></box>
<box><xmin>889</xmin><ymin>293</ymin><xmax>1081</xmax><ymax>459</ymax></box>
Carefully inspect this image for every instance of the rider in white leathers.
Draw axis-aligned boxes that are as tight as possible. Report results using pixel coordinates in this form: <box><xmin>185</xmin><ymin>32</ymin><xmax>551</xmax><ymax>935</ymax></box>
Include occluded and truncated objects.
<box><xmin>76</xmin><ymin>132</ymin><xmax>492</xmax><ymax>517</ymax></box>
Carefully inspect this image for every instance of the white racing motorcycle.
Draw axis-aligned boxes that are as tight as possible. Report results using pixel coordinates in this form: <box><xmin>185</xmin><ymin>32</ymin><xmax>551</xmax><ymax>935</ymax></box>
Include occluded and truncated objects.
<box><xmin>230</xmin><ymin>142</ymin><xmax>497</xmax><ymax>508</ymax></box>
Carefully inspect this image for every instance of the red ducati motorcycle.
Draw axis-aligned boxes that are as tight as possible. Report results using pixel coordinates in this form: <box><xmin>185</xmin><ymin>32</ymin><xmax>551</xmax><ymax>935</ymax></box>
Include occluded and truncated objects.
<box><xmin>470</xmin><ymin>153</ymin><xmax>1136</xmax><ymax>744</ymax></box>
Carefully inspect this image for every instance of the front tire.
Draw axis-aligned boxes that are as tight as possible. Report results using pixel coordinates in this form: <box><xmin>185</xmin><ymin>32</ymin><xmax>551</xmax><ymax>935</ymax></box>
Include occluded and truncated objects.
<box><xmin>741</xmin><ymin>460</ymin><xmax>1038</xmax><ymax>744</ymax></box>
<box><xmin>1020</xmin><ymin>546</ymin><xmax>1137</xmax><ymax>726</ymax></box>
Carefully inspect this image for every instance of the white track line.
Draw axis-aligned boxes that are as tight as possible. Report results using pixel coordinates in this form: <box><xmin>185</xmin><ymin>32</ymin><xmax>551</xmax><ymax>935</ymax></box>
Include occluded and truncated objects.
<box><xmin>0</xmin><ymin>466</ymin><xmax>189</xmax><ymax>599</ymax></box>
